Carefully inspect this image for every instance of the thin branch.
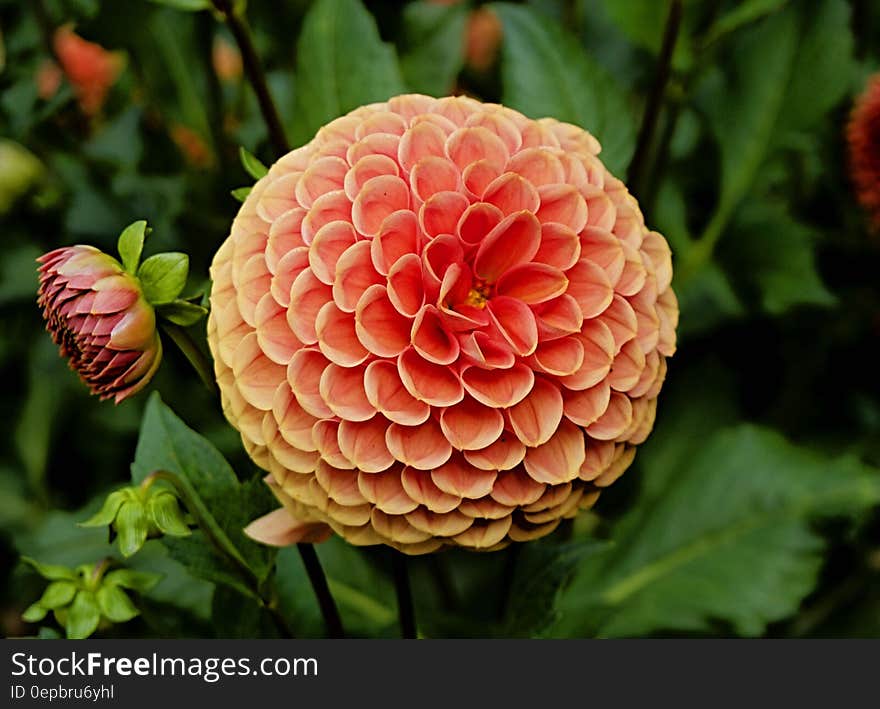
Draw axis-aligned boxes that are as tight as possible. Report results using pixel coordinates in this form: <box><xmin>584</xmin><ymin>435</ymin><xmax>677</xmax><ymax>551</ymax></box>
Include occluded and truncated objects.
<box><xmin>627</xmin><ymin>0</ymin><xmax>683</xmax><ymax>197</ymax></box>
<box><xmin>211</xmin><ymin>0</ymin><xmax>289</xmax><ymax>156</ymax></box>
<box><xmin>160</xmin><ymin>322</ymin><xmax>217</xmax><ymax>394</ymax></box>
<box><xmin>392</xmin><ymin>551</ymin><xmax>417</xmax><ymax>639</ymax></box>
<box><xmin>297</xmin><ymin>543</ymin><xmax>345</xmax><ymax>638</ymax></box>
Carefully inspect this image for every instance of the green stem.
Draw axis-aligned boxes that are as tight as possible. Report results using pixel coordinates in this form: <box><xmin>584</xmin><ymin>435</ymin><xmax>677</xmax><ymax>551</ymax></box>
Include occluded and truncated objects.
<box><xmin>211</xmin><ymin>0</ymin><xmax>290</xmax><ymax>156</ymax></box>
<box><xmin>297</xmin><ymin>543</ymin><xmax>345</xmax><ymax>638</ymax></box>
<box><xmin>391</xmin><ymin>550</ymin><xmax>416</xmax><ymax>639</ymax></box>
<box><xmin>160</xmin><ymin>323</ymin><xmax>216</xmax><ymax>394</ymax></box>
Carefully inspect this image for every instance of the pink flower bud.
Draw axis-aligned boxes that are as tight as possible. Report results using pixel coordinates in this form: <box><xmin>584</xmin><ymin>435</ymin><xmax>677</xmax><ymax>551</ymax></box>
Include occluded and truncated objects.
<box><xmin>37</xmin><ymin>246</ymin><xmax>162</xmax><ymax>403</ymax></box>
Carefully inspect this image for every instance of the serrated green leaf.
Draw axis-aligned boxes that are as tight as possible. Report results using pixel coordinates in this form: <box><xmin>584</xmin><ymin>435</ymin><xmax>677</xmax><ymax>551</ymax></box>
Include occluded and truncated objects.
<box><xmin>117</xmin><ymin>220</ymin><xmax>148</xmax><ymax>274</ymax></box>
<box><xmin>147</xmin><ymin>491</ymin><xmax>192</xmax><ymax>537</ymax></box>
<box><xmin>22</xmin><ymin>603</ymin><xmax>49</xmax><ymax>623</ymax></box>
<box><xmin>239</xmin><ymin>146</ymin><xmax>268</xmax><ymax>180</ymax></box>
<box><xmin>116</xmin><ymin>501</ymin><xmax>149</xmax><ymax>557</ymax></box>
<box><xmin>555</xmin><ymin>425</ymin><xmax>880</xmax><ymax>637</ymax></box>
<box><xmin>492</xmin><ymin>3</ymin><xmax>636</xmax><ymax>176</ymax></box>
<box><xmin>66</xmin><ymin>590</ymin><xmax>101</xmax><ymax>639</ymax></box>
<box><xmin>39</xmin><ymin>580</ymin><xmax>78</xmax><ymax>610</ymax></box>
<box><xmin>292</xmin><ymin>0</ymin><xmax>405</xmax><ymax>145</ymax></box>
<box><xmin>400</xmin><ymin>1</ymin><xmax>467</xmax><ymax>96</ymax></box>
<box><xmin>79</xmin><ymin>489</ymin><xmax>131</xmax><ymax>528</ymax></box>
<box><xmin>137</xmin><ymin>252</ymin><xmax>189</xmax><ymax>305</ymax></box>
<box><xmin>157</xmin><ymin>300</ymin><xmax>209</xmax><ymax>327</ymax></box>
<box><xmin>146</xmin><ymin>0</ymin><xmax>211</xmax><ymax>11</ymax></box>
<box><xmin>103</xmin><ymin>569</ymin><xmax>162</xmax><ymax>593</ymax></box>
<box><xmin>231</xmin><ymin>187</ymin><xmax>252</xmax><ymax>202</ymax></box>
<box><xmin>97</xmin><ymin>584</ymin><xmax>140</xmax><ymax>623</ymax></box>
<box><xmin>22</xmin><ymin>557</ymin><xmax>78</xmax><ymax>581</ymax></box>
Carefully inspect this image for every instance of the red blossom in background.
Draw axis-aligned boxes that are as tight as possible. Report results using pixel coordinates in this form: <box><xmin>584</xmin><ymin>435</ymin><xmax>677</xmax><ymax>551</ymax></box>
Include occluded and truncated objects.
<box><xmin>848</xmin><ymin>73</ymin><xmax>880</xmax><ymax>230</ymax></box>
<box><xmin>209</xmin><ymin>93</ymin><xmax>677</xmax><ymax>554</ymax></box>
<box><xmin>51</xmin><ymin>26</ymin><xmax>122</xmax><ymax>116</ymax></box>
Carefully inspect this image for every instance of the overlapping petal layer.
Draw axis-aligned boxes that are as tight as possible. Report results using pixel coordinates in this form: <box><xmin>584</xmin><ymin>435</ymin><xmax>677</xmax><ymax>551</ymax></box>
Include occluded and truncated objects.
<box><xmin>209</xmin><ymin>94</ymin><xmax>678</xmax><ymax>553</ymax></box>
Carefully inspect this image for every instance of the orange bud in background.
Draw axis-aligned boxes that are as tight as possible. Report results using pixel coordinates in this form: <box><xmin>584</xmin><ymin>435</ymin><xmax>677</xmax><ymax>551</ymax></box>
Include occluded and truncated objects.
<box><xmin>53</xmin><ymin>25</ymin><xmax>123</xmax><ymax>116</ymax></box>
<box><xmin>465</xmin><ymin>7</ymin><xmax>502</xmax><ymax>72</ymax></box>
<box><xmin>212</xmin><ymin>36</ymin><xmax>242</xmax><ymax>82</ymax></box>
<box><xmin>848</xmin><ymin>73</ymin><xmax>880</xmax><ymax>231</ymax></box>
<box><xmin>170</xmin><ymin>123</ymin><xmax>214</xmax><ymax>169</ymax></box>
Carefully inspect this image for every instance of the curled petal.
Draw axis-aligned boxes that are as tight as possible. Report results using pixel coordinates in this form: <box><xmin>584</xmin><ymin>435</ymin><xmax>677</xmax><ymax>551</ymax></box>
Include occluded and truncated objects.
<box><xmin>507</xmin><ymin>377</ymin><xmax>564</xmax><ymax>447</ymax></box>
<box><xmin>523</xmin><ymin>420</ymin><xmax>586</xmax><ymax>484</ymax></box>
<box><xmin>440</xmin><ymin>397</ymin><xmax>505</xmax><ymax>450</ymax></box>
<box><xmin>364</xmin><ymin>359</ymin><xmax>431</xmax><ymax>425</ymax></box>
<box><xmin>431</xmin><ymin>454</ymin><xmax>497</xmax><ymax>498</ymax></box>
<box><xmin>386</xmin><ymin>419</ymin><xmax>453</xmax><ymax>470</ymax></box>
<box><xmin>461</xmin><ymin>362</ymin><xmax>534</xmax><ymax>408</ymax></box>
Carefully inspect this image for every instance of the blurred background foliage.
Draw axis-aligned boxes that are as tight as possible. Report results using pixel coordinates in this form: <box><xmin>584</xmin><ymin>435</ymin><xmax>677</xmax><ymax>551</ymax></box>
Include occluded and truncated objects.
<box><xmin>1</xmin><ymin>0</ymin><xmax>879</xmax><ymax>639</ymax></box>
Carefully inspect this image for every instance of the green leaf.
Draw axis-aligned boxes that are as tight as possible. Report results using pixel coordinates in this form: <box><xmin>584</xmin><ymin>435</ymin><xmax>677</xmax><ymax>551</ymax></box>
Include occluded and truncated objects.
<box><xmin>103</xmin><ymin>569</ymin><xmax>162</xmax><ymax>593</ymax></box>
<box><xmin>555</xmin><ymin>425</ymin><xmax>880</xmax><ymax>637</ymax></box>
<box><xmin>239</xmin><ymin>147</ymin><xmax>268</xmax><ymax>180</ymax></box>
<box><xmin>704</xmin><ymin>0</ymin><xmax>791</xmax><ymax>46</ymax></box>
<box><xmin>597</xmin><ymin>0</ymin><xmax>695</xmax><ymax>70</ymax></box>
<box><xmin>116</xmin><ymin>501</ymin><xmax>150</xmax><ymax>557</ymax></box>
<box><xmin>723</xmin><ymin>204</ymin><xmax>835</xmax><ymax>315</ymax></box>
<box><xmin>231</xmin><ymin>187</ymin><xmax>252</xmax><ymax>203</ymax></box>
<box><xmin>79</xmin><ymin>489</ymin><xmax>131</xmax><ymax>528</ymax></box>
<box><xmin>292</xmin><ymin>0</ymin><xmax>405</xmax><ymax>145</ymax></box>
<box><xmin>492</xmin><ymin>3</ymin><xmax>636</xmax><ymax>176</ymax></box>
<box><xmin>66</xmin><ymin>590</ymin><xmax>101</xmax><ymax>639</ymax></box>
<box><xmin>137</xmin><ymin>252</ymin><xmax>189</xmax><ymax>305</ymax></box>
<box><xmin>39</xmin><ymin>581</ymin><xmax>78</xmax><ymax>610</ymax></box>
<box><xmin>400</xmin><ymin>1</ymin><xmax>467</xmax><ymax>96</ymax></box>
<box><xmin>22</xmin><ymin>603</ymin><xmax>49</xmax><ymax>623</ymax></box>
<box><xmin>97</xmin><ymin>585</ymin><xmax>140</xmax><ymax>623</ymax></box>
<box><xmin>117</xmin><ymin>220</ymin><xmax>148</xmax><ymax>275</ymax></box>
<box><xmin>157</xmin><ymin>300</ymin><xmax>209</xmax><ymax>327</ymax></box>
<box><xmin>132</xmin><ymin>394</ymin><xmax>276</xmax><ymax>587</ymax></box>
<box><xmin>147</xmin><ymin>491</ymin><xmax>192</xmax><ymax>537</ymax></box>
<box><xmin>145</xmin><ymin>0</ymin><xmax>211</xmax><ymax>14</ymax></box>
<box><xmin>22</xmin><ymin>557</ymin><xmax>78</xmax><ymax>582</ymax></box>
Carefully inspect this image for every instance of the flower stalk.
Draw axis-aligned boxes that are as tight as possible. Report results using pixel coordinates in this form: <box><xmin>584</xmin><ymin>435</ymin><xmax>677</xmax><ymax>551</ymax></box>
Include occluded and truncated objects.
<box><xmin>392</xmin><ymin>551</ymin><xmax>416</xmax><ymax>639</ymax></box>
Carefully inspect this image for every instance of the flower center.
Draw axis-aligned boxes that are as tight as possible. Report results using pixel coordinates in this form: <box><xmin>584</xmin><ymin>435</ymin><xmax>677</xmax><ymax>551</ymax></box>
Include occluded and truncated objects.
<box><xmin>464</xmin><ymin>281</ymin><xmax>491</xmax><ymax>309</ymax></box>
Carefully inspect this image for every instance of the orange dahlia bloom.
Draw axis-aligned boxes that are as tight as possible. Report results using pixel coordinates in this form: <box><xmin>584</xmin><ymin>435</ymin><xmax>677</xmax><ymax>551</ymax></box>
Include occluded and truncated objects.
<box><xmin>848</xmin><ymin>73</ymin><xmax>880</xmax><ymax>229</ymax></box>
<box><xmin>37</xmin><ymin>246</ymin><xmax>162</xmax><ymax>403</ymax></box>
<box><xmin>208</xmin><ymin>94</ymin><xmax>677</xmax><ymax>554</ymax></box>
<box><xmin>53</xmin><ymin>26</ymin><xmax>122</xmax><ymax>116</ymax></box>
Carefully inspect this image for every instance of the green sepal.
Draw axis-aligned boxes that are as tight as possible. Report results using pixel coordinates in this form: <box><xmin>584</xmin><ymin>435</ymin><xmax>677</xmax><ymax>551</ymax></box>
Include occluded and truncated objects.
<box><xmin>137</xmin><ymin>252</ymin><xmax>189</xmax><ymax>305</ymax></box>
<box><xmin>117</xmin><ymin>220</ymin><xmax>149</xmax><ymax>274</ymax></box>
<box><xmin>157</xmin><ymin>300</ymin><xmax>209</xmax><ymax>327</ymax></box>
<box><xmin>97</xmin><ymin>584</ymin><xmax>140</xmax><ymax>623</ymax></box>
<box><xmin>79</xmin><ymin>489</ymin><xmax>133</xmax><ymax>528</ymax></box>
<box><xmin>231</xmin><ymin>186</ymin><xmax>251</xmax><ymax>202</ymax></box>
<box><xmin>65</xmin><ymin>590</ymin><xmax>101</xmax><ymax>640</ymax></box>
<box><xmin>147</xmin><ymin>490</ymin><xmax>192</xmax><ymax>537</ymax></box>
<box><xmin>22</xmin><ymin>603</ymin><xmax>49</xmax><ymax>623</ymax></box>
<box><xmin>21</xmin><ymin>557</ymin><xmax>78</xmax><ymax>581</ymax></box>
<box><xmin>115</xmin><ymin>501</ymin><xmax>150</xmax><ymax>557</ymax></box>
<box><xmin>39</xmin><ymin>580</ymin><xmax>78</xmax><ymax>610</ymax></box>
<box><xmin>239</xmin><ymin>146</ymin><xmax>268</xmax><ymax>180</ymax></box>
<box><xmin>145</xmin><ymin>0</ymin><xmax>211</xmax><ymax>10</ymax></box>
<box><xmin>104</xmin><ymin>568</ymin><xmax>162</xmax><ymax>593</ymax></box>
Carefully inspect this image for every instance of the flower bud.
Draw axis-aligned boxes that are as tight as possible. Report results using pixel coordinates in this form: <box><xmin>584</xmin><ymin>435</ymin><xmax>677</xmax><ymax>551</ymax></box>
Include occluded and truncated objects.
<box><xmin>37</xmin><ymin>245</ymin><xmax>162</xmax><ymax>403</ymax></box>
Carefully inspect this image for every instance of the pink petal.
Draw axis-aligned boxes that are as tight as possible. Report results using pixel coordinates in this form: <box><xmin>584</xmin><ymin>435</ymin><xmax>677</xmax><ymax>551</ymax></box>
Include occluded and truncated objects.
<box><xmin>244</xmin><ymin>508</ymin><xmax>331</xmax><ymax>547</ymax></box>
<box><xmin>232</xmin><ymin>332</ymin><xmax>286</xmax><ymax>411</ymax></box>
<box><xmin>465</xmin><ymin>111</ymin><xmax>522</xmax><ymax>154</ymax></box>
<box><xmin>338</xmin><ymin>418</ymin><xmax>395</xmax><ymax>473</ymax></box>
<box><xmin>419</xmin><ymin>190</ymin><xmax>470</xmax><ymax>238</ymax></box>
<box><xmin>534</xmin><ymin>223</ymin><xmax>581</xmax><ymax>271</ymax></box>
<box><xmin>301</xmin><ymin>190</ymin><xmax>353</xmax><ymax>244</ymax></box>
<box><xmin>431</xmin><ymin>453</ymin><xmax>497</xmax><ymax>498</ymax></box>
<box><xmin>315</xmin><ymin>301</ymin><xmax>370</xmax><ymax>367</ymax></box>
<box><xmin>559</xmin><ymin>320</ymin><xmax>615</xmax><ymax>391</ymax></box>
<box><xmin>386</xmin><ymin>419</ymin><xmax>453</xmax><ymax>470</ymax></box>
<box><xmin>357</xmin><ymin>467</ymin><xmax>418</xmax><ymax>514</ymax></box>
<box><xmin>355</xmin><ymin>284</ymin><xmax>413</xmax><ymax>358</ymax></box>
<box><xmin>580</xmin><ymin>226</ymin><xmax>625</xmax><ymax>284</ymax></box>
<box><xmin>532</xmin><ymin>294</ymin><xmax>584</xmax><ymax>340</ymax></box>
<box><xmin>463</xmin><ymin>432</ymin><xmax>526</xmax><ymax>470</ymax></box>
<box><xmin>458</xmin><ymin>330</ymin><xmax>515</xmax><ymax>370</ymax></box>
<box><xmin>491</xmin><ymin>468</ymin><xmax>547</xmax><ymax>507</ymax></box>
<box><xmin>256</xmin><ymin>172</ymin><xmax>299</xmax><ymax>222</ymax></box>
<box><xmin>398</xmin><ymin>121</ymin><xmax>448</xmax><ymax>173</ymax></box>
<box><xmin>565</xmin><ymin>258</ymin><xmax>614</xmax><ymax>319</ymax></box>
<box><xmin>531</xmin><ymin>335</ymin><xmax>584</xmax><ymax>376</ymax></box>
<box><xmin>295</xmin><ymin>156</ymin><xmax>348</xmax><ymax>208</ymax></box>
<box><xmin>288</xmin><ymin>268</ymin><xmax>331</xmax><ymax>345</ymax></box>
<box><xmin>401</xmin><ymin>467</ymin><xmax>461</xmax><ymax>513</ymax></box>
<box><xmin>562</xmin><ymin>381</ymin><xmax>611</xmax><ymax>427</ymax></box>
<box><xmin>483</xmin><ymin>172</ymin><xmax>541</xmax><ymax>215</ymax></box>
<box><xmin>315</xmin><ymin>461</ymin><xmax>367</xmax><ymax>506</ymax></box>
<box><xmin>255</xmin><ymin>292</ymin><xmax>300</xmax><ymax>364</ymax></box>
<box><xmin>598</xmin><ymin>294</ymin><xmax>638</xmax><ymax>353</ymax></box>
<box><xmin>272</xmin><ymin>383</ymin><xmax>319</xmax><ymax>452</ymax></box>
<box><xmin>536</xmin><ymin>184</ymin><xmax>588</xmax><ymax>232</ymax></box>
<box><xmin>398</xmin><ymin>347</ymin><xmax>464</xmax><ymax>407</ymax></box>
<box><xmin>462</xmin><ymin>160</ymin><xmax>504</xmax><ymax>200</ymax></box>
<box><xmin>287</xmin><ymin>348</ymin><xmax>333</xmax><ymax>419</ymax></box>
<box><xmin>452</xmin><ymin>517</ymin><xmax>512</xmax><ymax>549</ymax></box>
<box><xmin>461</xmin><ymin>362</ymin><xmax>533</xmax><ymax>407</ymax></box>
<box><xmin>308</xmin><ymin>221</ymin><xmax>358</xmax><ymax>285</ymax></box>
<box><xmin>507</xmin><ymin>147</ymin><xmax>565</xmax><ymax>187</ymax></box>
<box><xmin>344</xmin><ymin>153</ymin><xmax>400</xmax><ymax>201</ymax></box>
<box><xmin>523</xmin><ymin>419</ymin><xmax>586</xmax><ymax>484</ymax></box>
<box><xmin>364</xmin><ymin>359</ymin><xmax>431</xmax><ymax>425</ymax></box>
<box><xmin>411</xmin><ymin>156</ymin><xmax>461</xmax><ymax>201</ymax></box>
<box><xmin>312</xmin><ymin>419</ymin><xmax>355</xmax><ymax>469</ymax></box>
<box><xmin>607</xmin><ymin>338</ymin><xmax>647</xmax><ymax>392</ymax></box>
<box><xmin>456</xmin><ymin>201</ymin><xmax>503</xmax><ymax>247</ymax></box>
<box><xmin>440</xmin><ymin>397</ymin><xmax>505</xmax><ymax>450</ymax></box>
<box><xmin>617</xmin><ymin>240</ymin><xmax>647</xmax><ymax>296</ymax></box>
<box><xmin>387</xmin><ymin>253</ymin><xmax>426</xmax><ymax>317</ymax></box>
<box><xmin>487</xmin><ymin>296</ymin><xmax>538</xmax><ymax>356</ymax></box>
<box><xmin>585</xmin><ymin>391</ymin><xmax>633</xmax><ymax>440</ymax></box>
<box><xmin>507</xmin><ymin>376</ymin><xmax>564</xmax><ymax>447</ymax></box>
<box><xmin>319</xmin><ymin>363</ymin><xmax>375</xmax><ymax>421</ymax></box>
<box><xmin>332</xmin><ymin>240</ymin><xmax>383</xmax><ymax>313</ymax></box>
<box><xmin>270</xmin><ymin>247</ymin><xmax>309</xmax><ymax>308</ymax></box>
<box><xmin>370</xmin><ymin>209</ymin><xmax>419</xmax><ymax>276</ymax></box>
<box><xmin>405</xmin><ymin>508</ymin><xmax>473</xmax><ymax>537</ymax></box>
<box><xmin>412</xmin><ymin>304</ymin><xmax>460</xmax><ymax>365</ymax></box>
<box><xmin>496</xmin><ymin>263</ymin><xmax>568</xmax><ymax>304</ymax></box>
<box><xmin>446</xmin><ymin>126</ymin><xmax>509</xmax><ymax>170</ymax></box>
<box><xmin>351</xmin><ymin>175</ymin><xmax>410</xmax><ymax>237</ymax></box>
<box><xmin>474</xmin><ymin>210</ymin><xmax>541</xmax><ymax>282</ymax></box>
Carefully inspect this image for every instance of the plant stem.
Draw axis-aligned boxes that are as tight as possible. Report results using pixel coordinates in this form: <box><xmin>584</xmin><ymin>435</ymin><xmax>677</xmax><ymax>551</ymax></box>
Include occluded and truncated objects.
<box><xmin>211</xmin><ymin>0</ymin><xmax>290</xmax><ymax>156</ymax></box>
<box><xmin>297</xmin><ymin>543</ymin><xmax>345</xmax><ymax>638</ymax></box>
<box><xmin>392</xmin><ymin>551</ymin><xmax>416</xmax><ymax>638</ymax></box>
<box><xmin>627</xmin><ymin>0</ymin><xmax>683</xmax><ymax>197</ymax></box>
<box><xmin>160</xmin><ymin>323</ymin><xmax>216</xmax><ymax>394</ymax></box>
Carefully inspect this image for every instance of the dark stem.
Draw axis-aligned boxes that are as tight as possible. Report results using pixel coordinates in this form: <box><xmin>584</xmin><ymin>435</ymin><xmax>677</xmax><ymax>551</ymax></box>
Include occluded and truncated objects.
<box><xmin>427</xmin><ymin>554</ymin><xmax>458</xmax><ymax>610</ymax></box>
<box><xmin>297</xmin><ymin>543</ymin><xmax>345</xmax><ymax>638</ymax></box>
<box><xmin>497</xmin><ymin>542</ymin><xmax>521</xmax><ymax>621</ymax></box>
<box><xmin>392</xmin><ymin>551</ymin><xmax>416</xmax><ymax>639</ymax></box>
<box><xmin>211</xmin><ymin>0</ymin><xmax>290</xmax><ymax>156</ymax></box>
<box><xmin>626</xmin><ymin>0</ymin><xmax>683</xmax><ymax>197</ymax></box>
<box><xmin>160</xmin><ymin>323</ymin><xmax>217</xmax><ymax>394</ymax></box>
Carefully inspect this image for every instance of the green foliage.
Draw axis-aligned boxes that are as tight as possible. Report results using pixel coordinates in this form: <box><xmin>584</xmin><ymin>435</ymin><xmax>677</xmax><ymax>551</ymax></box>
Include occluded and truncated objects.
<box><xmin>238</xmin><ymin>147</ymin><xmax>268</xmax><ymax>180</ymax></box>
<box><xmin>400</xmin><ymin>1</ymin><xmax>467</xmax><ymax>96</ymax></box>
<box><xmin>493</xmin><ymin>3</ymin><xmax>636</xmax><ymax>176</ymax></box>
<box><xmin>292</xmin><ymin>0</ymin><xmax>406</xmax><ymax>145</ymax></box>
<box><xmin>137</xmin><ymin>252</ymin><xmax>189</xmax><ymax>305</ymax></box>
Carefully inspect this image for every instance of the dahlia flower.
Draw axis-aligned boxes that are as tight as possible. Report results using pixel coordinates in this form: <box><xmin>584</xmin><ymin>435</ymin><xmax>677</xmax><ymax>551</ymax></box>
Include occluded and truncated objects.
<box><xmin>37</xmin><ymin>246</ymin><xmax>162</xmax><ymax>403</ymax></box>
<box><xmin>208</xmin><ymin>94</ymin><xmax>678</xmax><ymax>554</ymax></box>
<box><xmin>848</xmin><ymin>73</ymin><xmax>880</xmax><ymax>229</ymax></box>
